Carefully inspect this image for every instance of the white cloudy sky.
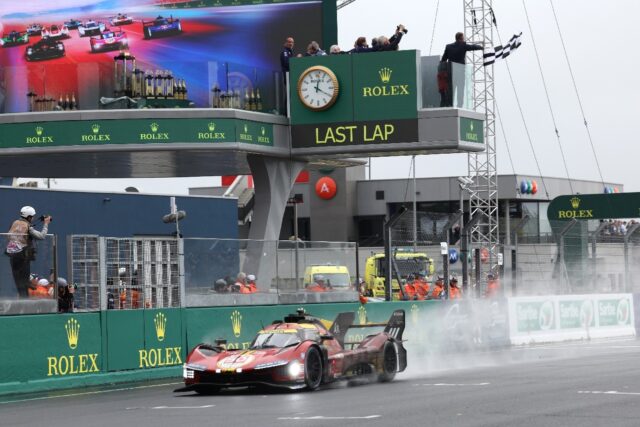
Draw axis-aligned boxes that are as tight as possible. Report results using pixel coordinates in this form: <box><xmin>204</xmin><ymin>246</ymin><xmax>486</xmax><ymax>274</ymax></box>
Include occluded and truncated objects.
<box><xmin>33</xmin><ymin>0</ymin><xmax>640</xmax><ymax>193</ymax></box>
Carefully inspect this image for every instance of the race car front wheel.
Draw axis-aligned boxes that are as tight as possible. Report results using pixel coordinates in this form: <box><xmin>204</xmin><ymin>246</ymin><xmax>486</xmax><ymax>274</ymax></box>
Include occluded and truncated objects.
<box><xmin>304</xmin><ymin>346</ymin><xmax>323</xmax><ymax>390</ymax></box>
<box><xmin>378</xmin><ymin>341</ymin><xmax>397</xmax><ymax>382</ymax></box>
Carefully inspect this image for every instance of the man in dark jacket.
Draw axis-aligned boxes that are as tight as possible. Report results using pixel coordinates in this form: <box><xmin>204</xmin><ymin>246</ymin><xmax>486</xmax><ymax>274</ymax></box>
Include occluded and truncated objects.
<box><xmin>441</xmin><ymin>32</ymin><xmax>483</xmax><ymax>107</ymax></box>
<box><xmin>441</xmin><ymin>32</ymin><xmax>483</xmax><ymax>64</ymax></box>
<box><xmin>280</xmin><ymin>37</ymin><xmax>295</xmax><ymax>74</ymax></box>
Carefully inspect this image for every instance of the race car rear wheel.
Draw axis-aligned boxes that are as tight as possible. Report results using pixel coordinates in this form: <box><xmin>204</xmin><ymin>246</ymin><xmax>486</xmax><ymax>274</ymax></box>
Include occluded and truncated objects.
<box><xmin>304</xmin><ymin>346</ymin><xmax>323</xmax><ymax>390</ymax></box>
<box><xmin>378</xmin><ymin>341</ymin><xmax>397</xmax><ymax>382</ymax></box>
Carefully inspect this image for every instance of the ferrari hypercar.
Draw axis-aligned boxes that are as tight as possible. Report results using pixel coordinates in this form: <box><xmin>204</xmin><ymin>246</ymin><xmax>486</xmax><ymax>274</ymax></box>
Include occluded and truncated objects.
<box><xmin>64</xmin><ymin>19</ymin><xmax>82</xmax><ymax>30</ymax></box>
<box><xmin>42</xmin><ymin>25</ymin><xmax>70</xmax><ymax>40</ymax></box>
<box><xmin>78</xmin><ymin>20</ymin><xmax>106</xmax><ymax>37</ymax></box>
<box><xmin>110</xmin><ymin>14</ymin><xmax>133</xmax><ymax>26</ymax></box>
<box><xmin>1</xmin><ymin>31</ymin><xmax>29</xmax><ymax>47</ymax></box>
<box><xmin>26</xmin><ymin>24</ymin><xmax>43</xmax><ymax>36</ymax></box>
<box><xmin>142</xmin><ymin>16</ymin><xmax>182</xmax><ymax>40</ymax></box>
<box><xmin>90</xmin><ymin>30</ymin><xmax>128</xmax><ymax>52</ymax></box>
<box><xmin>25</xmin><ymin>38</ymin><xmax>65</xmax><ymax>61</ymax></box>
<box><xmin>176</xmin><ymin>309</ymin><xmax>407</xmax><ymax>394</ymax></box>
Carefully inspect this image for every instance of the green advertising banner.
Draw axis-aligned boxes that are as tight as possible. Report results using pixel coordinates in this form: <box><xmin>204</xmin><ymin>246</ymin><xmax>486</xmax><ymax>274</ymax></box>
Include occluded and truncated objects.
<box><xmin>558</xmin><ymin>300</ymin><xmax>595</xmax><ymax>329</ymax></box>
<box><xmin>515</xmin><ymin>300</ymin><xmax>555</xmax><ymax>333</ymax></box>
<box><xmin>547</xmin><ymin>192</ymin><xmax>640</xmax><ymax>221</ymax></box>
<box><xmin>0</xmin><ymin>313</ymin><xmax>102</xmax><ymax>383</ymax></box>
<box><xmin>459</xmin><ymin>118</ymin><xmax>484</xmax><ymax>144</ymax></box>
<box><xmin>142</xmin><ymin>309</ymin><xmax>184</xmax><ymax>369</ymax></box>
<box><xmin>351</xmin><ymin>50</ymin><xmax>419</xmax><ymax>122</ymax></box>
<box><xmin>106</xmin><ymin>309</ymin><xmax>185</xmax><ymax>371</ymax></box>
<box><xmin>0</xmin><ymin>119</ymin><xmax>273</xmax><ymax>149</ymax></box>
<box><xmin>598</xmin><ymin>298</ymin><xmax>632</xmax><ymax>327</ymax></box>
<box><xmin>106</xmin><ymin>310</ymin><xmax>145</xmax><ymax>371</ymax></box>
<box><xmin>235</xmin><ymin>120</ymin><xmax>275</xmax><ymax>146</ymax></box>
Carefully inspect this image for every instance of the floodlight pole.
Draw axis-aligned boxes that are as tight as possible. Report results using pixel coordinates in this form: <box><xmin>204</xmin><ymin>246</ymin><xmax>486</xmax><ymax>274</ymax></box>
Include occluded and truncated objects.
<box><xmin>624</xmin><ymin>223</ymin><xmax>640</xmax><ymax>292</ymax></box>
<box><xmin>558</xmin><ymin>219</ymin><xmax>578</xmax><ymax>294</ymax></box>
<box><xmin>461</xmin><ymin>213</ymin><xmax>482</xmax><ymax>294</ymax></box>
<box><xmin>589</xmin><ymin>221</ymin><xmax>608</xmax><ymax>292</ymax></box>
<box><xmin>508</xmin><ymin>214</ymin><xmax>529</xmax><ymax>295</ymax></box>
<box><xmin>384</xmin><ymin>206</ymin><xmax>408</xmax><ymax>301</ymax></box>
<box><xmin>412</xmin><ymin>155</ymin><xmax>417</xmax><ymax>250</ymax></box>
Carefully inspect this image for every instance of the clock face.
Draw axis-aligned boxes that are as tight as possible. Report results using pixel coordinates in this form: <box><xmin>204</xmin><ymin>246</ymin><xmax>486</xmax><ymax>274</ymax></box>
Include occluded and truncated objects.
<box><xmin>297</xmin><ymin>66</ymin><xmax>339</xmax><ymax>111</ymax></box>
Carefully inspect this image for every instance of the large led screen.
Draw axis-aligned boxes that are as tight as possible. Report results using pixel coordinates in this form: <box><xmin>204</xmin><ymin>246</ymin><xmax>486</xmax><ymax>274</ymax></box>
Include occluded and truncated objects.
<box><xmin>0</xmin><ymin>0</ymin><xmax>324</xmax><ymax>112</ymax></box>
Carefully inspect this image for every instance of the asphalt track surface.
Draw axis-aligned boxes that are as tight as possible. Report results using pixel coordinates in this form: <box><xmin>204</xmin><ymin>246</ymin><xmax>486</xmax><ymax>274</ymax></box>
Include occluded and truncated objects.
<box><xmin>3</xmin><ymin>338</ymin><xmax>640</xmax><ymax>427</ymax></box>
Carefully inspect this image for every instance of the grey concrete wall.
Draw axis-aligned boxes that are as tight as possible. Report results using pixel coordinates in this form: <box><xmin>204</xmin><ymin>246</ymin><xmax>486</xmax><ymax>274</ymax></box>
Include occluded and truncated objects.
<box><xmin>309</xmin><ymin>166</ymin><xmax>365</xmax><ymax>242</ymax></box>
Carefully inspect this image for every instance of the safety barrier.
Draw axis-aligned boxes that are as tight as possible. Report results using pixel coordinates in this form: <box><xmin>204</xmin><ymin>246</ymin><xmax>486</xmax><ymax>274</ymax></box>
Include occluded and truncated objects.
<box><xmin>0</xmin><ymin>301</ymin><xmax>446</xmax><ymax>396</ymax></box>
<box><xmin>507</xmin><ymin>294</ymin><xmax>636</xmax><ymax>345</ymax></box>
<box><xmin>0</xmin><ymin>294</ymin><xmax>635</xmax><ymax>396</ymax></box>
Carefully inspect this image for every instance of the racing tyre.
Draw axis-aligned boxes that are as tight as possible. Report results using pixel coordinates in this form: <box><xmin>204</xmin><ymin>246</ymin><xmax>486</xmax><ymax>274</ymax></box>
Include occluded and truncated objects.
<box><xmin>378</xmin><ymin>341</ymin><xmax>397</xmax><ymax>382</ymax></box>
<box><xmin>304</xmin><ymin>346</ymin><xmax>323</xmax><ymax>390</ymax></box>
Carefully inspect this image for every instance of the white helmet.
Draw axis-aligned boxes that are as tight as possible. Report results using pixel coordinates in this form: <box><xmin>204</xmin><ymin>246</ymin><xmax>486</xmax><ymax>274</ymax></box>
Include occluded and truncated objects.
<box><xmin>20</xmin><ymin>206</ymin><xmax>36</xmax><ymax>218</ymax></box>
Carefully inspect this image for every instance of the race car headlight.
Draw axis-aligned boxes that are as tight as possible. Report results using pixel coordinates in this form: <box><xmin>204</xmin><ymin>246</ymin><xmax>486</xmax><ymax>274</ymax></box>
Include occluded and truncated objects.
<box><xmin>254</xmin><ymin>360</ymin><xmax>288</xmax><ymax>370</ymax></box>
<box><xmin>183</xmin><ymin>362</ymin><xmax>208</xmax><ymax>379</ymax></box>
<box><xmin>57</xmin><ymin>44</ymin><xmax>64</xmax><ymax>51</ymax></box>
<box><xmin>288</xmin><ymin>361</ymin><xmax>302</xmax><ymax>378</ymax></box>
<box><xmin>27</xmin><ymin>48</ymin><xmax>33</xmax><ymax>54</ymax></box>
<box><xmin>183</xmin><ymin>366</ymin><xmax>194</xmax><ymax>379</ymax></box>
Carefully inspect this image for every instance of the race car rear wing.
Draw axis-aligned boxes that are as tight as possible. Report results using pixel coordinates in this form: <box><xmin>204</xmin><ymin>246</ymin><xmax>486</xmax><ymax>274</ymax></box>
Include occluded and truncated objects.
<box><xmin>340</xmin><ymin>309</ymin><xmax>406</xmax><ymax>342</ymax></box>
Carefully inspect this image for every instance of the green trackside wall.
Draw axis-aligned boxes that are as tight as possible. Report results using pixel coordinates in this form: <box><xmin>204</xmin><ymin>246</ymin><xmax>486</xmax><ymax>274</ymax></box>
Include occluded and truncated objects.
<box><xmin>0</xmin><ymin>301</ymin><xmax>440</xmax><ymax>396</ymax></box>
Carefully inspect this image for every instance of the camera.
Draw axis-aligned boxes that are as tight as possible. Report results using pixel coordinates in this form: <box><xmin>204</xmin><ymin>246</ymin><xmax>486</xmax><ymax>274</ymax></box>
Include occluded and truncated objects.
<box><xmin>39</xmin><ymin>214</ymin><xmax>53</xmax><ymax>222</ymax></box>
<box><xmin>397</xmin><ymin>25</ymin><xmax>408</xmax><ymax>34</ymax></box>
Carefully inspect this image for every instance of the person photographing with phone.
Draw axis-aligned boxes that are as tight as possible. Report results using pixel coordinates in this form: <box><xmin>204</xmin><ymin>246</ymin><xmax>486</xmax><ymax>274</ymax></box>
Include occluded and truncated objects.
<box><xmin>5</xmin><ymin>206</ymin><xmax>52</xmax><ymax>298</ymax></box>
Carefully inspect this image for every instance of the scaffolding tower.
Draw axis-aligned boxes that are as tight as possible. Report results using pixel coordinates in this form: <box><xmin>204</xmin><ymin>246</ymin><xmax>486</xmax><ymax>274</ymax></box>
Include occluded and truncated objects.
<box><xmin>464</xmin><ymin>0</ymin><xmax>499</xmax><ymax>281</ymax></box>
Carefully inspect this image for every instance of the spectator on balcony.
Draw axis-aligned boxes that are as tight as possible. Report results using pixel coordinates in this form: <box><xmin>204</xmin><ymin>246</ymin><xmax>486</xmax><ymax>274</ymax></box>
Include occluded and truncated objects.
<box><xmin>375</xmin><ymin>24</ymin><xmax>407</xmax><ymax>52</ymax></box>
<box><xmin>351</xmin><ymin>36</ymin><xmax>373</xmax><ymax>53</ymax></box>
<box><xmin>329</xmin><ymin>45</ymin><xmax>343</xmax><ymax>55</ymax></box>
<box><xmin>280</xmin><ymin>36</ymin><xmax>296</xmax><ymax>74</ymax></box>
<box><xmin>305</xmin><ymin>41</ymin><xmax>327</xmax><ymax>56</ymax></box>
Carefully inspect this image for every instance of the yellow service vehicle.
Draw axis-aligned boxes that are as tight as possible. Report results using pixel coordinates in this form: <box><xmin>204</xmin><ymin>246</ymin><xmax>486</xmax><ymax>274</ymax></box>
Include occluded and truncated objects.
<box><xmin>364</xmin><ymin>252</ymin><xmax>435</xmax><ymax>299</ymax></box>
<box><xmin>303</xmin><ymin>265</ymin><xmax>352</xmax><ymax>290</ymax></box>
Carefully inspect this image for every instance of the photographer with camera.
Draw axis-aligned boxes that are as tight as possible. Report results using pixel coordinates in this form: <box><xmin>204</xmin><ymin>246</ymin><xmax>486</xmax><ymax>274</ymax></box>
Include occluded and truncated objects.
<box><xmin>375</xmin><ymin>24</ymin><xmax>407</xmax><ymax>52</ymax></box>
<box><xmin>5</xmin><ymin>206</ymin><xmax>51</xmax><ymax>298</ymax></box>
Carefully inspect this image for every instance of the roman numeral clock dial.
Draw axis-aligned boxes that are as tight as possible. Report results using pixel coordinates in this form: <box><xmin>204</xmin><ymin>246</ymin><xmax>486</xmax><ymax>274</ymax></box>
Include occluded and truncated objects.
<box><xmin>297</xmin><ymin>65</ymin><xmax>339</xmax><ymax>111</ymax></box>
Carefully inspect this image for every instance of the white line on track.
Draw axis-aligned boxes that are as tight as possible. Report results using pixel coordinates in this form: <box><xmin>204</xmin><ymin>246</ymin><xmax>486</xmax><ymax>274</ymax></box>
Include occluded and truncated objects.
<box><xmin>578</xmin><ymin>391</ymin><xmax>640</xmax><ymax>396</ymax></box>
<box><xmin>413</xmin><ymin>382</ymin><xmax>490</xmax><ymax>387</ymax></box>
<box><xmin>278</xmin><ymin>415</ymin><xmax>381</xmax><ymax>420</ymax></box>
<box><xmin>0</xmin><ymin>381</ymin><xmax>183</xmax><ymax>405</ymax></box>
<box><xmin>152</xmin><ymin>405</ymin><xmax>215</xmax><ymax>409</ymax></box>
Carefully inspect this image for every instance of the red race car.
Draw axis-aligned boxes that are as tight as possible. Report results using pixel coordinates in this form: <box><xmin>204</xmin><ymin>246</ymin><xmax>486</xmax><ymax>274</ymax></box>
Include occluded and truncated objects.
<box><xmin>90</xmin><ymin>30</ymin><xmax>128</xmax><ymax>52</ymax></box>
<box><xmin>176</xmin><ymin>309</ymin><xmax>407</xmax><ymax>394</ymax></box>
